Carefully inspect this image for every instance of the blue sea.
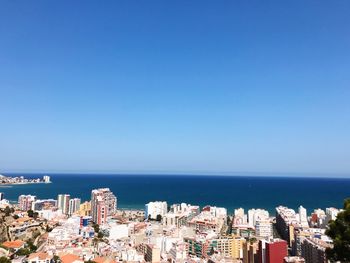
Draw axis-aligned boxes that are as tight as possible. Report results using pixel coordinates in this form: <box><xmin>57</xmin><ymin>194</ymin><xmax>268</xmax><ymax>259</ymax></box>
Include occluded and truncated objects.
<box><xmin>1</xmin><ymin>174</ymin><xmax>349</xmax><ymax>214</ymax></box>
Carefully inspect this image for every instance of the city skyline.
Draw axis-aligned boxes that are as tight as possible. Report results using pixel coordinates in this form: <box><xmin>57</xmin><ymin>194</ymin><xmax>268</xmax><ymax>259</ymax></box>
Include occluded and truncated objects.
<box><xmin>1</xmin><ymin>1</ymin><xmax>350</xmax><ymax>174</ymax></box>
<box><xmin>0</xmin><ymin>178</ymin><xmax>342</xmax><ymax>263</ymax></box>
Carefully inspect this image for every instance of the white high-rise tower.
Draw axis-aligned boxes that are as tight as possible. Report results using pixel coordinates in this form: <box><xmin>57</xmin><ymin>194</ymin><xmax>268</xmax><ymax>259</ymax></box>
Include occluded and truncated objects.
<box><xmin>298</xmin><ymin>205</ymin><xmax>309</xmax><ymax>227</ymax></box>
<box><xmin>57</xmin><ymin>194</ymin><xmax>70</xmax><ymax>214</ymax></box>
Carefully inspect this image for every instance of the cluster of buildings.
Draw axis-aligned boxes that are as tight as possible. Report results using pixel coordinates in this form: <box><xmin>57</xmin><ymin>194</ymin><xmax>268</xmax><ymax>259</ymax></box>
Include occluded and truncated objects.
<box><xmin>0</xmin><ymin>187</ymin><xmax>342</xmax><ymax>263</ymax></box>
<box><xmin>275</xmin><ymin>205</ymin><xmax>340</xmax><ymax>263</ymax></box>
<box><xmin>57</xmin><ymin>194</ymin><xmax>82</xmax><ymax>216</ymax></box>
<box><xmin>0</xmin><ymin>174</ymin><xmax>51</xmax><ymax>185</ymax></box>
<box><xmin>232</xmin><ymin>207</ymin><xmax>272</xmax><ymax>240</ymax></box>
<box><xmin>17</xmin><ymin>194</ymin><xmax>81</xmax><ymax>219</ymax></box>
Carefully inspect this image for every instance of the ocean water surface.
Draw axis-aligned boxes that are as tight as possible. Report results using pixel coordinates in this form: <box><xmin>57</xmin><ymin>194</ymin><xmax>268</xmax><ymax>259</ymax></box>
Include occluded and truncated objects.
<box><xmin>1</xmin><ymin>174</ymin><xmax>349</xmax><ymax>214</ymax></box>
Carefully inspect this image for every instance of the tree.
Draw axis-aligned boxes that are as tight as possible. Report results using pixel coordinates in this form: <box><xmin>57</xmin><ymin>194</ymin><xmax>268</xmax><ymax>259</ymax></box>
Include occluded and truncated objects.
<box><xmin>0</xmin><ymin>257</ymin><xmax>11</xmax><ymax>263</ymax></box>
<box><xmin>97</xmin><ymin>232</ymin><xmax>104</xmax><ymax>239</ymax></box>
<box><xmin>208</xmin><ymin>246</ymin><xmax>215</xmax><ymax>256</ymax></box>
<box><xmin>92</xmin><ymin>223</ymin><xmax>99</xmax><ymax>233</ymax></box>
<box><xmin>248</xmin><ymin>237</ymin><xmax>257</xmax><ymax>244</ymax></box>
<box><xmin>27</xmin><ymin>240</ymin><xmax>37</xmax><ymax>252</ymax></box>
<box><xmin>27</xmin><ymin>210</ymin><xmax>34</xmax><ymax>218</ymax></box>
<box><xmin>156</xmin><ymin>214</ymin><xmax>162</xmax><ymax>222</ymax></box>
<box><xmin>4</xmin><ymin>206</ymin><xmax>11</xmax><ymax>217</ymax></box>
<box><xmin>15</xmin><ymin>248</ymin><xmax>31</xmax><ymax>256</ymax></box>
<box><xmin>53</xmin><ymin>255</ymin><xmax>61</xmax><ymax>263</ymax></box>
<box><xmin>326</xmin><ymin>198</ymin><xmax>350</xmax><ymax>262</ymax></box>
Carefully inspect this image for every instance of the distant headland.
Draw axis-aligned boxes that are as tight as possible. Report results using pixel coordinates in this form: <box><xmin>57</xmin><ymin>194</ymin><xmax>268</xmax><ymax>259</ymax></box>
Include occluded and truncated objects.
<box><xmin>0</xmin><ymin>174</ymin><xmax>51</xmax><ymax>185</ymax></box>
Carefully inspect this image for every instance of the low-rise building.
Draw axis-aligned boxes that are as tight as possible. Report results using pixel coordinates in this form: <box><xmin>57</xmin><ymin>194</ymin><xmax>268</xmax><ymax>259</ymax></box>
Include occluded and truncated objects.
<box><xmin>137</xmin><ymin>243</ymin><xmax>161</xmax><ymax>263</ymax></box>
<box><xmin>1</xmin><ymin>240</ymin><xmax>25</xmax><ymax>251</ymax></box>
<box><xmin>27</xmin><ymin>252</ymin><xmax>53</xmax><ymax>263</ymax></box>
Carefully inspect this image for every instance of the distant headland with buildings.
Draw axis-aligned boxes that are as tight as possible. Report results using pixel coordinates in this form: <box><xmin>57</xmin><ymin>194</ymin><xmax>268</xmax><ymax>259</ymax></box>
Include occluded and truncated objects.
<box><xmin>0</xmin><ymin>174</ymin><xmax>51</xmax><ymax>185</ymax></box>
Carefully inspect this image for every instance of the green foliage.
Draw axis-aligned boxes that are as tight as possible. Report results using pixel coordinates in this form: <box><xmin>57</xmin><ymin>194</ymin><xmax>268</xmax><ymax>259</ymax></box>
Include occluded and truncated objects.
<box><xmin>326</xmin><ymin>198</ymin><xmax>350</xmax><ymax>262</ymax></box>
<box><xmin>249</xmin><ymin>237</ymin><xmax>257</xmax><ymax>244</ymax></box>
<box><xmin>15</xmin><ymin>248</ymin><xmax>31</xmax><ymax>256</ymax></box>
<box><xmin>92</xmin><ymin>223</ymin><xmax>99</xmax><ymax>233</ymax></box>
<box><xmin>92</xmin><ymin>223</ymin><xmax>105</xmax><ymax>239</ymax></box>
<box><xmin>208</xmin><ymin>246</ymin><xmax>215</xmax><ymax>256</ymax></box>
<box><xmin>53</xmin><ymin>255</ymin><xmax>61</xmax><ymax>263</ymax></box>
<box><xmin>27</xmin><ymin>240</ymin><xmax>37</xmax><ymax>252</ymax></box>
<box><xmin>4</xmin><ymin>206</ymin><xmax>11</xmax><ymax>217</ymax></box>
<box><xmin>27</xmin><ymin>210</ymin><xmax>34</xmax><ymax>217</ymax></box>
<box><xmin>0</xmin><ymin>244</ymin><xmax>7</xmax><ymax>250</ymax></box>
<box><xmin>0</xmin><ymin>257</ymin><xmax>11</xmax><ymax>263</ymax></box>
<box><xmin>13</xmin><ymin>214</ymin><xmax>19</xmax><ymax>220</ymax></box>
<box><xmin>27</xmin><ymin>210</ymin><xmax>38</xmax><ymax>218</ymax></box>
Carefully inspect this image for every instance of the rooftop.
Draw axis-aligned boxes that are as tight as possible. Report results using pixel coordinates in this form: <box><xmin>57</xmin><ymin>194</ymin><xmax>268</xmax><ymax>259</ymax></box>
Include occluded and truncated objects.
<box><xmin>2</xmin><ymin>240</ymin><xmax>25</xmax><ymax>249</ymax></box>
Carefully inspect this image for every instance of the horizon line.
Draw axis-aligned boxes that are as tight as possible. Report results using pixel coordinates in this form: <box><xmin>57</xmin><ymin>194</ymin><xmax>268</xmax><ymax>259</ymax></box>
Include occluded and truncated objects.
<box><xmin>1</xmin><ymin>170</ymin><xmax>350</xmax><ymax>179</ymax></box>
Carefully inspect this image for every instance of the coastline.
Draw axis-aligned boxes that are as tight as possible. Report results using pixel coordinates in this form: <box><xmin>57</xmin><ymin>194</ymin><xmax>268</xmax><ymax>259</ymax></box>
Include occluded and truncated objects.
<box><xmin>0</xmin><ymin>174</ymin><xmax>349</xmax><ymax>214</ymax></box>
<box><xmin>0</xmin><ymin>182</ymin><xmax>52</xmax><ymax>186</ymax></box>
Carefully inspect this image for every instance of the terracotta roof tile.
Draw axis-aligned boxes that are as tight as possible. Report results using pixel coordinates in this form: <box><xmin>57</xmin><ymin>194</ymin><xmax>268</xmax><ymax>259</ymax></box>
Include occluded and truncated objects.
<box><xmin>60</xmin><ymin>254</ymin><xmax>84</xmax><ymax>263</ymax></box>
<box><xmin>2</xmin><ymin>240</ymin><xmax>25</xmax><ymax>249</ymax></box>
<box><xmin>94</xmin><ymin>257</ymin><xmax>117</xmax><ymax>263</ymax></box>
<box><xmin>28</xmin><ymin>252</ymin><xmax>52</xmax><ymax>261</ymax></box>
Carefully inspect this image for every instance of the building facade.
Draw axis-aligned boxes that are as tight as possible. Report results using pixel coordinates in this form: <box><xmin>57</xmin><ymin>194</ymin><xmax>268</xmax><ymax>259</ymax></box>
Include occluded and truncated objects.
<box><xmin>91</xmin><ymin>188</ymin><xmax>117</xmax><ymax>224</ymax></box>
<box><xmin>57</xmin><ymin>194</ymin><xmax>71</xmax><ymax>214</ymax></box>
<box><xmin>68</xmin><ymin>198</ymin><xmax>81</xmax><ymax>216</ymax></box>
<box><xmin>145</xmin><ymin>201</ymin><xmax>168</xmax><ymax>220</ymax></box>
<box><xmin>18</xmin><ymin>195</ymin><xmax>36</xmax><ymax>211</ymax></box>
<box><xmin>258</xmin><ymin>239</ymin><xmax>288</xmax><ymax>263</ymax></box>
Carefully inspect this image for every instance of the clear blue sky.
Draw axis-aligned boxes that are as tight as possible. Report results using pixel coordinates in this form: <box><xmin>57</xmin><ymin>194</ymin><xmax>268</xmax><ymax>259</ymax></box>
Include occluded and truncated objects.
<box><xmin>0</xmin><ymin>1</ymin><xmax>349</xmax><ymax>175</ymax></box>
